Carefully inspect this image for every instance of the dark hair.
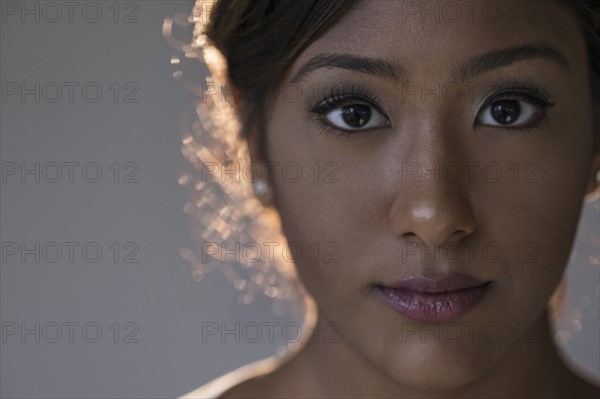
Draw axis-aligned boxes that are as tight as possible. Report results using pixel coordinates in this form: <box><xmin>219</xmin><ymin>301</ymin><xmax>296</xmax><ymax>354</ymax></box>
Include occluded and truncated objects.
<box><xmin>204</xmin><ymin>0</ymin><xmax>356</xmax><ymax>159</ymax></box>
<box><xmin>560</xmin><ymin>0</ymin><xmax>600</xmax><ymax>97</ymax></box>
<box><xmin>204</xmin><ymin>0</ymin><xmax>600</xmax><ymax>157</ymax></box>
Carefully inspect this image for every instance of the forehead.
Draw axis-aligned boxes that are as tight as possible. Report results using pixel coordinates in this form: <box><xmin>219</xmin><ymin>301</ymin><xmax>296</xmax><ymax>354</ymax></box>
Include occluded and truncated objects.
<box><xmin>284</xmin><ymin>0</ymin><xmax>585</xmax><ymax>82</ymax></box>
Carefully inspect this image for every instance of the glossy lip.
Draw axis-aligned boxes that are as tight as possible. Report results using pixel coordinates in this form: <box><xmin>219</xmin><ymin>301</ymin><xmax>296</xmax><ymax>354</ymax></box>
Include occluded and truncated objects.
<box><xmin>376</xmin><ymin>273</ymin><xmax>493</xmax><ymax>322</ymax></box>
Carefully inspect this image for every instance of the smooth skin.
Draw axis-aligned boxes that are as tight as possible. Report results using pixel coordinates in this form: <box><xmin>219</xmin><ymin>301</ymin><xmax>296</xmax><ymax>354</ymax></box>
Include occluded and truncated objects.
<box><xmin>224</xmin><ymin>0</ymin><xmax>600</xmax><ymax>397</ymax></box>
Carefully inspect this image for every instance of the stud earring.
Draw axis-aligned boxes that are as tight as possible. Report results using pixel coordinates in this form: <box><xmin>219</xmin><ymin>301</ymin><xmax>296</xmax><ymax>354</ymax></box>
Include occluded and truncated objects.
<box><xmin>253</xmin><ymin>178</ymin><xmax>269</xmax><ymax>196</ymax></box>
<box><xmin>253</xmin><ymin>178</ymin><xmax>273</xmax><ymax>206</ymax></box>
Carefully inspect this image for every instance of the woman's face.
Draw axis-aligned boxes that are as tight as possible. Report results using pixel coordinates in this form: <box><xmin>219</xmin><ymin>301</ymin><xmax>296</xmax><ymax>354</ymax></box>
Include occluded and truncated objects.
<box><xmin>256</xmin><ymin>0</ymin><xmax>599</xmax><ymax>391</ymax></box>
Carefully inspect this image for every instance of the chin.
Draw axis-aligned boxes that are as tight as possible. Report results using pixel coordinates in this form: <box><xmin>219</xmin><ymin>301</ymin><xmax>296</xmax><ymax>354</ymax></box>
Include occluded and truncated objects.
<box><xmin>379</xmin><ymin>337</ymin><xmax>500</xmax><ymax>392</ymax></box>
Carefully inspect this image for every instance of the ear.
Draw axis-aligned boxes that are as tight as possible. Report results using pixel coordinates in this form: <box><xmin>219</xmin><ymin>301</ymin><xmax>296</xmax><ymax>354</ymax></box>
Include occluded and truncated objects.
<box><xmin>244</xmin><ymin>105</ymin><xmax>274</xmax><ymax>208</ymax></box>
<box><xmin>225</xmin><ymin>78</ymin><xmax>275</xmax><ymax>207</ymax></box>
<box><xmin>585</xmin><ymin>102</ymin><xmax>600</xmax><ymax>202</ymax></box>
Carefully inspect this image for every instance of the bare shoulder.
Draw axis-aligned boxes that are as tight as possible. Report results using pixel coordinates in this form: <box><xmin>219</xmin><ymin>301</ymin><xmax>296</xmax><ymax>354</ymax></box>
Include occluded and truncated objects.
<box><xmin>178</xmin><ymin>356</ymin><xmax>285</xmax><ymax>399</ymax></box>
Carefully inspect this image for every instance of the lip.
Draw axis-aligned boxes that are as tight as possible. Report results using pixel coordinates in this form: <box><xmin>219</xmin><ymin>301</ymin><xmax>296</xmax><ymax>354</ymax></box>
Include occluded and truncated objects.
<box><xmin>376</xmin><ymin>273</ymin><xmax>493</xmax><ymax>322</ymax></box>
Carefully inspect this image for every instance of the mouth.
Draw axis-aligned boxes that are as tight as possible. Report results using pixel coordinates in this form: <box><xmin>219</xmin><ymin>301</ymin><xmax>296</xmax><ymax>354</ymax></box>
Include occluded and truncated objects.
<box><xmin>375</xmin><ymin>273</ymin><xmax>493</xmax><ymax>322</ymax></box>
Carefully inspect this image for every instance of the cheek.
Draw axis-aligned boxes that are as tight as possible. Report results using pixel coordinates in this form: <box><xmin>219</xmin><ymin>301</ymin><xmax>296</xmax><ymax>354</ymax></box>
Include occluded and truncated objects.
<box><xmin>503</xmin><ymin>117</ymin><xmax>593</xmax><ymax>310</ymax></box>
<box><xmin>499</xmin><ymin>146</ymin><xmax>590</xmax><ymax>322</ymax></box>
<box><xmin>265</xmin><ymin>111</ymin><xmax>379</xmax><ymax>310</ymax></box>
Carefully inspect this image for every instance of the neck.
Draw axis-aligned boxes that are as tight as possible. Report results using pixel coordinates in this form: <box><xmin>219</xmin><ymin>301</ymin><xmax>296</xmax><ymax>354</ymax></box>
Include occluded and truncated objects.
<box><xmin>272</xmin><ymin>310</ymin><xmax>572</xmax><ymax>398</ymax></box>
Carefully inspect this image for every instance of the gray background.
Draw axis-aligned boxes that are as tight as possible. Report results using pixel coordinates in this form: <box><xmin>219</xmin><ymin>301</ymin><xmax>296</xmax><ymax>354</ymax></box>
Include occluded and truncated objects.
<box><xmin>0</xmin><ymin>1</ymin><xmax>598</xmax><ymax>398</ymax></box>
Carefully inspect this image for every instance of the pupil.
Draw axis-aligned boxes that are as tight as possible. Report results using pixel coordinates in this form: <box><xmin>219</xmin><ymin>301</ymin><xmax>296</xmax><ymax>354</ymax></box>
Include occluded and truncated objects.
<box><xmin>342</xmin><ymin>105</ymin><xmax>371</xmax><ymax>127</ymax></box>
<box><xmin>492</xmin><ymin>100</ymin><xmax>520</xmax><ymax>124</ymax></box>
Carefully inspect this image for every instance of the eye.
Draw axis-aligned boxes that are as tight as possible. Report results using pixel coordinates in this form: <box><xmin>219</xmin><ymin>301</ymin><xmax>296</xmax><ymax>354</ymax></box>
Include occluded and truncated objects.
<box><xmin>322</xmin><ymin>103</ymin><xmax>389</xmax><ymax>131</ymax></box>
<box><xmin>474</xmin><ymin>84</ymin><xmax>554</xmax><ymax>130</ymax></box>
<box><xmin>308</xmin><ymin>85</ymin><xmax>391</xmax><ymax>137</ymax></box>
<box><xmin>476</xmin><ymin>99</ymin><xmax>543</xmax><ymax>127</ymax></box>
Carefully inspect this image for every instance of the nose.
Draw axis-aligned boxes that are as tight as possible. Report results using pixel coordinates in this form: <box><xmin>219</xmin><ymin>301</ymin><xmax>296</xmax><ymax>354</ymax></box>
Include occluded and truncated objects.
<box><xmin>389</xmin><ymin>154</ymin><xmax>476</xmax><ymax>249</ymax></box>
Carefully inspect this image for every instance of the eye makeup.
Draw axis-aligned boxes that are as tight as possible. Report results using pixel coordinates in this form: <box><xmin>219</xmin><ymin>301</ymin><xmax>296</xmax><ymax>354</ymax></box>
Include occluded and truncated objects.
<box><xmin>307</xmin><ymin>79</ymin><xmax>556</xmax><ymax>138</ymax></box>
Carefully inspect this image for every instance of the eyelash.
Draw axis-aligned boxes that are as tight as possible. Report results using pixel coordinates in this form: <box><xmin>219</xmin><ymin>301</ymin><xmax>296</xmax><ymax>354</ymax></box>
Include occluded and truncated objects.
<box><xmin>308</xmin><ymin>81</ymin><xmax>555</xmax><ymax>139</ymax></box>
<box><xmin>308</xmin><ymin>84</ymin><xmax>388</xmax><ymax>139</ymax></box>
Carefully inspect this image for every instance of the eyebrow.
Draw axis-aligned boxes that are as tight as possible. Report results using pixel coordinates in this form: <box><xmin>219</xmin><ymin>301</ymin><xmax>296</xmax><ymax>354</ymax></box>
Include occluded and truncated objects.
<box><xmin>289</xmin><ymin>43</ymin><xmax>569</xmax><ymax>85</ymax></box>
<box><xmin>452</xmin><ymin>43</ymin><xmax>569</xmax><ymax>82</ymax></box>
<box><xmin>289</xmin><ymin>53</ymin><xmax>402</xmax><ymax>84</ymax></box>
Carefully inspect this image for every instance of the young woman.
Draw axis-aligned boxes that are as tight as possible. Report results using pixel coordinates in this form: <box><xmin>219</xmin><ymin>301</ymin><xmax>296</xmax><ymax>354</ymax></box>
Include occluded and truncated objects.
<box><xmin>180</xmin><ymin>0</ymin><xmax>600</xmax><ymax>397</ymax></box>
